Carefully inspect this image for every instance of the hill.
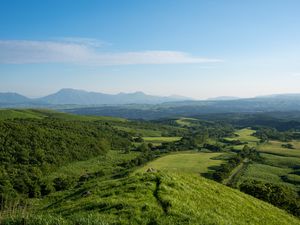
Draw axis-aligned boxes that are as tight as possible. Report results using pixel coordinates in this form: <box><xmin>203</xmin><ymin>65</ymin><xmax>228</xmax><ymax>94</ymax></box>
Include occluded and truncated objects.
<box><xmin>3</xmin><ymin>172</ymin><xmax>299</xmax><ymax>225</ymax></box>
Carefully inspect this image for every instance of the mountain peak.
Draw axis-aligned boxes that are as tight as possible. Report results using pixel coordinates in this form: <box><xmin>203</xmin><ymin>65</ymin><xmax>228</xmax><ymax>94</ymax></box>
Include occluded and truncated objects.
<box><xmin>36</xmin><ymin>89</ymin><xmax>189</xmax><ymax>105</ymax></box>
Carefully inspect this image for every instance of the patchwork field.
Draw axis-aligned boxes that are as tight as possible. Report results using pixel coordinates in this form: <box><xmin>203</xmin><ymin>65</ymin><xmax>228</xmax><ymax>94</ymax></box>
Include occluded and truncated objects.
<box><xmin>259</xmin><ymin>141</ymin><xmax>300</xmax><ymax>157</ymax></box>
<box><xmin>136</xmin><ymin>152</ymin><xmax>226</xmax><ymax>175</ymax></box>
<box><xmin>228</xmin><ymin>128</ymin><xmax>300</xmax><ymax>193</ymax></box>
<box><xmin>225</xmin><ymin>128</ymin><xmax>259</xmax><ymax>148</ymax></box>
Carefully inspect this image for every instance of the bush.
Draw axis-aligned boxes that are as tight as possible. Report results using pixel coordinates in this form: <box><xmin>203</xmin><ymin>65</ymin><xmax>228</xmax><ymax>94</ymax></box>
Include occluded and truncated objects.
<box><xmin>239</xmin><ymin>179</ymin><xmax>300</xmax><ymax>217</ymax></box>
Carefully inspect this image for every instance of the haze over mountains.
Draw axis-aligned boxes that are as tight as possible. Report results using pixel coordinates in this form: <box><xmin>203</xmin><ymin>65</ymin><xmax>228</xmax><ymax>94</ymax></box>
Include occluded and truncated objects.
<box><xmin>1</xmin><ymin>88</ymin><xmax>300</xmax><ymax>119</ymax></box>
<box><xmin>0</xmin><ymin>88</ymin><xmax>192</xmax><ymax>106</ymax></box>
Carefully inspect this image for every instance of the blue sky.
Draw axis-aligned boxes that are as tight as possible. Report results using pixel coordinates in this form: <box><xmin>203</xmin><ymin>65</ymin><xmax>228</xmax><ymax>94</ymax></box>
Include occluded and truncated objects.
<box><xmin>1</xmin><ymin>0</ymin><xmax>300</xmax><ymax>99</ymax></box>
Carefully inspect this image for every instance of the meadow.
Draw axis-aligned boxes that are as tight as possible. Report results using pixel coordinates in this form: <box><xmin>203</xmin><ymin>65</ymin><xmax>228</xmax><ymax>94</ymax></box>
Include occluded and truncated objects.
<box><xmin>259</xmin><ymin>140</ymin><xmax>300</xmax><ymax>157</ymax></box>
<box><xmin>225</xmin><ymin>128</ymin><xmax>259</xmax><ymax>147</ymax></box>
<box><xmin>136</xmin><ymin>152</ymin><xmax>226</xmax><ymax>175</ymax></box>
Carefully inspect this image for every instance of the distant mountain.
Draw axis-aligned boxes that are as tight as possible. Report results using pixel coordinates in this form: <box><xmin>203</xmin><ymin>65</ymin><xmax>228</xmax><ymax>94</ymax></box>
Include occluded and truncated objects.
<box><xmin>2</xmin><ymin>90</ymin><xmax>300</xmax><ymax>116</ymax></box>
<box><xmin>0</xmin><ymin>92</ymin><xmax>31</xmax><ymax>104</ymax></box>
<box><xmin>256</xmin><ymin>93</ymin><xmax>300</xmax><ymax>100</ymax></box>
<box><xmin>66</xmin><ymin>94</ymin><xmax>300</xmax><ymax>120</ymax></box>
<box><xmin>39</xmin><ymin>88</ymin><xmax>192</xmax><ymax>105</ymax></box>
<box><xmin>0</xmin><ymin>89</ymin><xmax>192</xmax><ymax>107</ymax></box>
<box><xmin>207</xmin><ymin>96</ymin><xmax>240</xmax><ymax>101</ymax></box>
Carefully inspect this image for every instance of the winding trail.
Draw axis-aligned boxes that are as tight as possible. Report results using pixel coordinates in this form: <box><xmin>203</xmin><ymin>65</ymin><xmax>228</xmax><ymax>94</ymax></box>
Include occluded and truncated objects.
<box><xmin>223</xmin><ymin>159</ymin><xmax>249</xmax><ymax>187</ymax></box>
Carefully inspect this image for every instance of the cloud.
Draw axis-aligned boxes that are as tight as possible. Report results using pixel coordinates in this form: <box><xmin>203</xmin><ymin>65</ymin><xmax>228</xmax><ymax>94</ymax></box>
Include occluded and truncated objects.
<box><xmin>0</xmin><ymin>39</ymin><xmax>222</xmax><ymax>65</ymax></box>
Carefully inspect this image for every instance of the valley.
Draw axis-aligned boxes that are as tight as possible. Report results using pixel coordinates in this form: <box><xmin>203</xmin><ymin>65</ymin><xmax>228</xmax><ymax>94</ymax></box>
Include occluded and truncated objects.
<box><xmin>0</xmin><ymin>109</ymin><xmax>300</xmax><ymax>224</ymax></box>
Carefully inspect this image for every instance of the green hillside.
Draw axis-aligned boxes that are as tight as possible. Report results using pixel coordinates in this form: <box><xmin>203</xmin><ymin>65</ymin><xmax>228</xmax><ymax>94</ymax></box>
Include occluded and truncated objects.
<box><xmin>0</xmin><ymin>109</ymin><xmax>127</xmax><ymax>122</ymax></box>
<box><xmin>2</xmin><ymin>172</ymin><xmax>299</xmax><ymax>225</ymax></box>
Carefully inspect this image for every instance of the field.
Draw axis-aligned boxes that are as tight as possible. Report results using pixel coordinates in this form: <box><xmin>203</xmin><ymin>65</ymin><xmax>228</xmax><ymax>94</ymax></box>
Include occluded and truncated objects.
<box><xmin>225</xmin><ymin>128</ymin><xmax>259</xmax><ymax>148</ymax></box>
<box><xmin>136</xmin><ymin>152</ymin><xmax>226</xmax><ymax>175</ymax></box>
<box><xmin>142</xmin><ymin>136</ymin><xmax>182</xmax><ymax>143</ymax></box>
<box><xmin>238</xmin><ymin>163</ymin><xmax>294</xmax><ymax>185</ymax></box>
<box><xmin>259</xmin><ymin>140</ymin><xmax>300</xmax><ymax>157</ymax></box>
<box><xmin>175</xmin><ymin>117</ymin><xmax>199</xmax><ymax>127</ymax></box>
<box><xmin>229</xmin><ymin>128</ymin><xmax>300</xmax><ymax>192</ymax></box>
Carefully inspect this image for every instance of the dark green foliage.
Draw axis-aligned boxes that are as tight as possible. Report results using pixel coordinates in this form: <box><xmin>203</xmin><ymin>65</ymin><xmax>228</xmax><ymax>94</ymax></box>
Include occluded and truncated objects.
<box><xmin>254</xmin><ymin>127</ymin><xmax>294</xmax><ymax>142</ymax></box>
<box><xmin>239</xmin><ymin>145</ymin><xmax>262</xmax><ymax>161</ymax></box>
<box><xmin>0</xmin><ymin>118</ymin><xmax>132</xmax><ymax>200</ymax></box>
<box><xmin>53</xmin><ymin>176</ymin><xmax>76</xmax><ymax>191</ymax></box>
<box><xmin>202</xmin><ymin>143</ymin><xmax>222</xmax><ymax>152</ymax></box>
<box><xmin>282</xmin><ymin>143</ymin><xmax>294</xmax><ymax>149</ymax></box>
<box><xmin>211</xmin><ymin>156</ymin><xmax>242</xmax><ymax>182</ymax></box>
<box><xmin>210</xmin><ymin>146</ymin><xmax>261</xmax><ymax>182</ymax></box>
<box><xmin>239</xmin><ymin>179</ymin><xmax>300</xmax><ymax>217</ymax></box>
<box><xmin>222</xmin><ymin>139</ymin><xmax>247</xmax><ymax>145</ymax></box>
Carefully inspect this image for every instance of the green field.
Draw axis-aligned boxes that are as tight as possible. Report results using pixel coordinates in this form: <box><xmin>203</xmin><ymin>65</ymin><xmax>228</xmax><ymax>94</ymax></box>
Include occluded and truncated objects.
<box><xmin>259</xmin><ymin>140</ymin><xmax>300</xmax><ymax>157</ymax></box>
<box><xmin>238</xmin><ymin>163</ymin><xmax>294</xmax><ymax>185</ymax></box>
<box><xmin>229</xmin><ymin>128</ymin><xmax>300</xmax><ymax>191</ymax></box>
<box><xmin>225</xmin><ymin>128</ymin><xmax>259</xmax><ymax>148</ymax></box>
<box><xmin>175</xmin><ymin>117</ymin><xmax>199</xmax><ymax>127</ymax></box>
<box><xmin>261</xmin><ymin>153</ymin><xmax>300</xmax><ymax>168</ymax></box>
<box><xmin>142</xmin><ymin>136</ymin><xmax>182</xmax><ymax>143</ymax></box>
<box><xmin>136</xmin><ymin>152</ymin><xmax>226</xmax><ymax>174</ymax></box>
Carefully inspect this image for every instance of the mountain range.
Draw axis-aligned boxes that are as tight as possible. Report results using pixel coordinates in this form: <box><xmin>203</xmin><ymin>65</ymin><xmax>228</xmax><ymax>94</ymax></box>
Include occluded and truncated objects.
<box><xmin>2</xmin><ymin>89</ymin><xmax>300</xmax><ymax>118</ymax></box>
<box><xmin>0</xmin><ymin>88</ymin><xmax>192</xmax><ymax>106</ymax></box>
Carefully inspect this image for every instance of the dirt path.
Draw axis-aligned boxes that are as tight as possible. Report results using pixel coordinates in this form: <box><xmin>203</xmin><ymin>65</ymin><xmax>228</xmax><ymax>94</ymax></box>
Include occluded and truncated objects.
<box><xmin>223</xmin><ymin>159</ymin><xmax>249</xmax><ymax>187</ymax></box>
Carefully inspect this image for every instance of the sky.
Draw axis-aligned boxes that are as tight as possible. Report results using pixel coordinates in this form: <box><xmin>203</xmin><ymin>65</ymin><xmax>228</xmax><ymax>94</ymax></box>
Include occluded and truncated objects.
<box><xmin>1</xmin><ymin>0</ymin><xmax>300</xmax><ymax>99</ymax></box>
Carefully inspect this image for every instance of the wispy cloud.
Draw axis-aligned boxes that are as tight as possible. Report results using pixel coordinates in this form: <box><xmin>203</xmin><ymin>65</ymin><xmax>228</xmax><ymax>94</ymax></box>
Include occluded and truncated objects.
<box><xmin>0</xmin><ymin>39</ymin><xmax>222</xmax><ymax>65</ymax></box>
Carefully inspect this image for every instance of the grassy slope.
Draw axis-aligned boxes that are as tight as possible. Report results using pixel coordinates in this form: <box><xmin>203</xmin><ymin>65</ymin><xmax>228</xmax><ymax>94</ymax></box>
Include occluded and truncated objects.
<box><xmin>45</xmin><ymin>150</ymin><xmax>140</xmax><ymax>180</ymax></box>
<box><xmin>11</xmin><ymin>172</ymin><xmax>299</xmax><ymax>225</ymax></box>
<box><xmin>136</xmin><ymin>152</ymin><xmax>225</xmax><ymax>175</ymax></box>
<box><xmin>0</xmin><ymin>109</ymin><xmax>127</xmax><ymax>122</ymax></box>
<box><xmin>0</xmin><ymin>109</ymin><xmax>45</xmax><ymax>120</ymax></box>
